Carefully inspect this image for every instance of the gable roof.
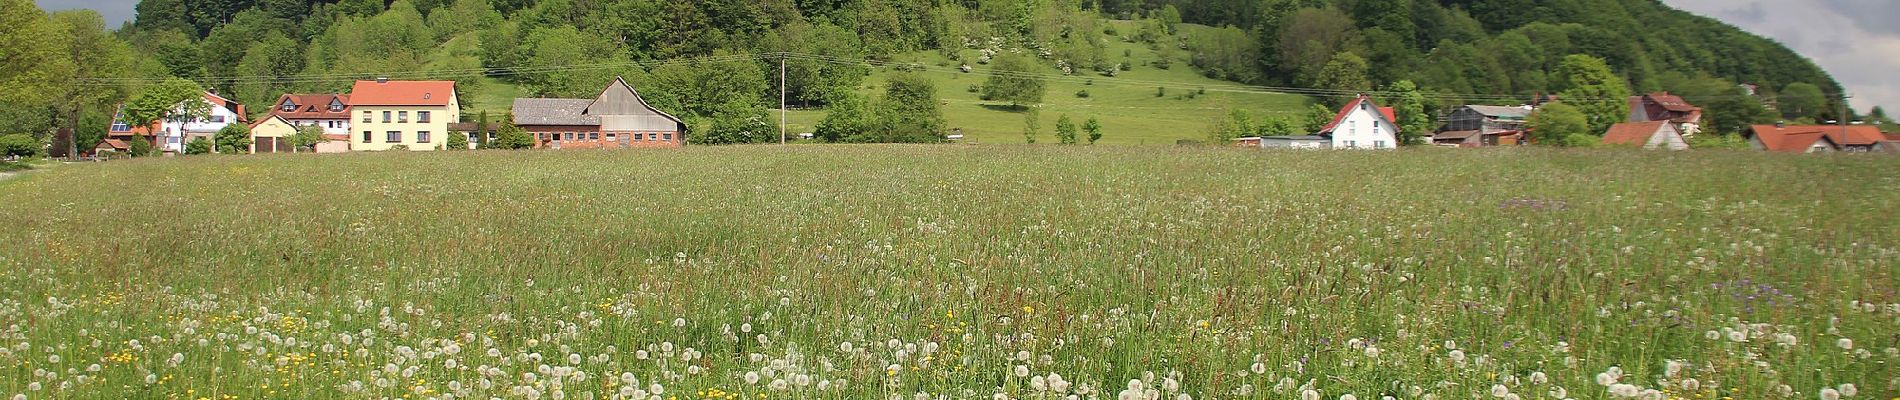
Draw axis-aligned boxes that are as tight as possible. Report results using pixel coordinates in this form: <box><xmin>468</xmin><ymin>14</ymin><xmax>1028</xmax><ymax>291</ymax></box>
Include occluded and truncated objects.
<box><xmin>1749</xmin><ymin>125</ymin><xmax>1847</xmax><ymax>152</ymax></box>
<box><xmin>96</xmin><ymin>138</ymin><xmax>130</xmax><ymax>151</ymax></box>
<box><xmin>1750</xmin><ymin>124</ymin><xmax>1886</xmax><ymax>148</ymax></box>
<box><xmin>248</xmin><ymin>114</ymin><xmax>294</xmax><ymax>130</ymax></box>
<box><xmin>1318</xmin><ymin>95</ymin><xmax>1399</xmax><ymax>135</ymax></box>
<box><xmin>1602</xmin><ymin>121</ymin><xmax>1675</xmax><ymax>146</ymax></box>
<box><xmin>271</xmin><ymin>94</ymin><xmax>351</xmax><ymax>119</ymax></box>
<box><xmin>1645</xmin><ymin>92</ymin><xmax>1699</xmax><ymax>113</ymax></box>
<box><xmin>586</xmin><ymin>76</ymin><xmax>686</xmax><ymax>126</ymax></box>
<box><xmin>512</xmin><ymin>99</ymin><xmax>599</xmax><ymax>126</ymax></box>
<box><xmin>350</xmin><ymin>80</ymin><xmax>456</xmax><ymax>106</ymax></box>
<box><xmin>1463</xmin><ymin>105</ymin><xmax>1532</xmax><ymax>120</ymax></box>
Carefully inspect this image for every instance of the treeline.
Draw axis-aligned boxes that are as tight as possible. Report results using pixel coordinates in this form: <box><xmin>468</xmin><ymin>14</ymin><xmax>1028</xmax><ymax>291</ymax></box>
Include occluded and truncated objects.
<box><xmin>0</xmin><ymin>0</ymin><xmax>1867</xmax><ymax>153</ymax></box>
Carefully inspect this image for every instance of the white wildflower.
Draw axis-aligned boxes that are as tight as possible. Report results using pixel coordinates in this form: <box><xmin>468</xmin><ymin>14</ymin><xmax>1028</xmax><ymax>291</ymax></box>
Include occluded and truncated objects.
<box><xmin>1491</xmin><ymin>384</ymin><xmax>1509</xmax><ymax>398</ymax></box>
<box><xmin>1837</xmin><ymin>384</ymin><xmax>1856</xmax><ymax>397</ymax></box>
<box><xmin>1837</xmin><ymin>338</ymin><xmax>1853</xmax><ymax>350</ymax></box>
<box><xmin>1819</xmin><ymin>388</ymin><xmax>1840</xmax><ymax>400</ymax></box>
<box><xmin>1301</xmin><ymin>389</ymin><xmax>1321</xmax><ymax>400</ymax></box>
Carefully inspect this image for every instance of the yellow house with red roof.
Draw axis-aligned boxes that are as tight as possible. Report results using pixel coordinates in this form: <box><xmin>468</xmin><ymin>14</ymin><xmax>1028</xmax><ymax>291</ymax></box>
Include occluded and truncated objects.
<box><xmin>347</xmin><ymin>79</ymin><xmax>459</xmax><ymax>151</ymax></box>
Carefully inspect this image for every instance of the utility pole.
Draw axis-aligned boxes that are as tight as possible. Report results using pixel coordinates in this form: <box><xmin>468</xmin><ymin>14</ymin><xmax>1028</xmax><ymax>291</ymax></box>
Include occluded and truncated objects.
<box><xmin>780</xmin><ymin>52</ymin><xmax>788</xmax><ymax>145</ymax></box>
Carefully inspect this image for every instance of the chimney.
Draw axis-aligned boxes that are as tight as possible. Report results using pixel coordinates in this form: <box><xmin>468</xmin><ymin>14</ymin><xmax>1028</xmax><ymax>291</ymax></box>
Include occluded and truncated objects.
<box><xmin>376</xmin><ymin>77</ymin><xmax>389</xmax><ymax>84</ymax></box>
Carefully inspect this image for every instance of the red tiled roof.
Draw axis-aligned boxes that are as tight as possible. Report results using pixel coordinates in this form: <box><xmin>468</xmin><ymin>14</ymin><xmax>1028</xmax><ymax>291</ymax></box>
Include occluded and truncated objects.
<box><xmin>97</xmin><ymin>139</ymin><xmax>130</xmax><ymax>150</ymax></box>
<box><xmin>1602</xmin><ymin>121</ymin><xmax>1671</xmax><ymax>146</ymax></box>
<box><xmin>1752</xmin><ymin>124</ymin><xmax>1885</xmax><ymax>147</ymax></box>
<box><xmin>1749</xmin><ymin>125</ymin><xmax>1853</xmax><ymax>152</ymax></box>
<box><xmin>321</xmin><ymin>133</ymin><xmax>351</xmax><ymax>141</ymax></box>
<box><xmin>1646</xmin><ymin>92</ymin><xmax>1699</xmax><ymax>113</ymax></box>
<box><xmin>1884</xmin><ymin>133</ymin><xmax>1900</xmax><ymax>142</ymax></box>
<box><xmin>270</xmin><ymin>94</ymin><xmax>352</xmax><ymax>120</ymax></box>
<box><xmin>1318</xmin><ymin>95</ymin><xmax>1400</xmax><ymax>135</ymax></box>
<box><xmin>350</xmin><ymin>80</ymin><xmax>456</xmax><ymax>106</ymax></box>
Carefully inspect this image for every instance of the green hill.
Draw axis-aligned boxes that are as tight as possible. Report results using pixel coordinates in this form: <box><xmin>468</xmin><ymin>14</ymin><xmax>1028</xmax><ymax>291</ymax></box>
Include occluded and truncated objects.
<box><xmin>11</xmin><ymin>0</ymin><xmax>1861</xmax><ymax>147</ymax></box>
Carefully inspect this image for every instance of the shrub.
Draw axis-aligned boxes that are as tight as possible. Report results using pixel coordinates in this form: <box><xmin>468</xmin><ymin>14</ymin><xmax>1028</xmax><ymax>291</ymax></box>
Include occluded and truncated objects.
<box><xmin>1155</xmin><ymin>87</ymin><xmax>1166</xmax><ymax>97</ymax></box>
<box><xmin>1152</xmin><ymin>57</ymin><xmax>1172</xmax><ymax>70</ymax></box>
<box><xmin>0</xmin><ymin>134</ymin><xmax>38</xmax><ymax>158</ymax></box>
<box><xmin>1075</xmin><ymin>90</ymin><xmax>1090</xmax><ymax>98</ymax></box>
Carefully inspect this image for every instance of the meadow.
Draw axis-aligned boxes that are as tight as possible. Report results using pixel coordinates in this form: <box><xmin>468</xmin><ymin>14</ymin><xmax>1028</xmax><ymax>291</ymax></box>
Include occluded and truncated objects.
<box><xmin>0</xmin><ymin>146</ymin><xmax>1896</xmax><ymax>400</ymax></box>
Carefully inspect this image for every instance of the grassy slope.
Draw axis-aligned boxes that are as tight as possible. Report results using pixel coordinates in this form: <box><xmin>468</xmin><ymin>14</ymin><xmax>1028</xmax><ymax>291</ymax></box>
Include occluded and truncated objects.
<box><xmin>459</xmin><ymin>21</ymin><xmax>1313</xmax><ymax>145</ymax></box>
<box><xmin>0</xmin><ymin>147</ymin><xmax>1894</xmax><ymax>398</ymax></box>
<box><xmin>801</xmin><ymin>21</ymin><xmax>1311</xmax><ymax>145</ymax></box>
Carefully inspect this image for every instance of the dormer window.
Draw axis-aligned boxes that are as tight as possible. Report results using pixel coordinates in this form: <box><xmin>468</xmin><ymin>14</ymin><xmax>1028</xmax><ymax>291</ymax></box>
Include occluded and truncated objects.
<box><xmin>281</xmin><ymin>101</ymin><xmax>297</xmax><ymax>112</ymax></box>
<box><xmin>329</xmin><ymin>99</ymin><xmax>344</xmax><ymax>112</ymax></box>
<box><xmin>1361</xmin><ymin>103</ymin><xmax>1370</xmax><ymax>111</ymax></box>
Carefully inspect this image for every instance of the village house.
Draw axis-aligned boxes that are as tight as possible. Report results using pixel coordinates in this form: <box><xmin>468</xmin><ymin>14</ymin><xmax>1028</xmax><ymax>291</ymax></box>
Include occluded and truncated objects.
<box><xmin>107</xmin><ymin>90</ymin><xmax>248</xmax><ymax>154</ymax></box>
<box><xmin>270</xmin><ymin>94</ymin><xmax>352</xmax><ymax>135</ymax></box>
<box><xmin>1601</xmin><ymin>121</ymin><xmax>1688</xmax><ymax>150</ymax></box>
<box><xmin>1435</xmin><ymin>105</ymin><xmax>1531</xmax><ymax>147</ymax></box>
<box><xmin>1314</xmin><ymin>94</ymin><xmax>1400</xmax><ymax>149</ymax></box>
<box><xmin>349</xmin><ymin>79</ymin><xmax>459</xmax><ymax>151</ymax></box>
<box><xmin>1746</xmin><ymin>124</ymin><xmax>1886</xmax><ymax>153</ymax></box>
<box><xmin>510</xmin><ymin>77</ymin><xmax>686</xmax><ymax>149</ymax></box>
<box><xmin>1627</xmin><ymin>92</ymin><xmax>1703</xmax><ymax>136</ymax></box>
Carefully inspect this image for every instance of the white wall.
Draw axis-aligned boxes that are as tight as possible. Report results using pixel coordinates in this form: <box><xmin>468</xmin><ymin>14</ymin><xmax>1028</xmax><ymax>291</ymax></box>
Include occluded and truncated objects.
<box><xmin>1331</xmin><ymin>104</ymin><xmax>1399</xmax><ymax>150</ymax></box>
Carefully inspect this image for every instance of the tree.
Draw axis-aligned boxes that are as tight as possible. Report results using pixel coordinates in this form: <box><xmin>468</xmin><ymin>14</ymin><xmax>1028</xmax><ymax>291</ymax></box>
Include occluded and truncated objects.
<box><xmin>1209</xmin><ymin>109</ymin><xmax>1254</xmax><ymax>142</ymax></box>
<box><xmin>473</xmin><ymin>111</ymin><xmax>491</xmax><ymax>149</ymax></box>
<box><xmin>74</xmin><ymin>111</ymin><xmax>109</xmax><ymax>155</ymax></box>
<box><xmin>491</xmin><ymin>114</ymin><xmax>535</xmax><ymax>149</ymax></box>
<box><xmin>1277</xmin><ymin>7</ymin><xmax>1360</xmax><ymax>87</ymax></box>
<box><xmin>1054</xmin><ymin>114</ymin><xmax>1078</xmax><ymax>144</ymax></box>
<box><xmin>877</xmin><ymin>73</ymin><xmax>945</xmax><ymax>143</ymax></box>
<box><xmin>1083</xmin><ymin>117</ymin><xmax>1103</xmax><ymax>144</ymax></box>
<box><xmin>215</xmin><ymin>123</ymin><xmax>252</xmax><ymax>154</ymax></box>
<box><xmin>1315</xmin><ymin>52</ymin><xmax>1371</xmax><ymax>107</ymax></box>
<box><xmin>814</xmin><ymin>92</ymin><xmax>875</xmax><ymax>143</ymax></box>
<box><xmin>446</xmin><ymin>129</ymin><xmax>470</xmax><ymax>150</ymax></box>
<box><xmin>981</xmin><ymin>54</ymin><xmax>1047</xmax><ymax>108</ymax></box>
<box><xmin>1304</xmin><ymin>103</ymin><xmax>1335</xmax><ymax>133</ymax></box>
<box><xmin>184</xmin><ymin>137</ymin><xmax>213</xmax><ymax>155</ymax></box>
<box><xmin>129</xmin><ymin>137</ymin><xmax>156</xmax><ymax>157</ymax></box>
<box><xmin>234</xmin><ymin>31</ymin><xmax>303</xmax><ymax>112</ymax></box>
<box><xmin>1526</xmin><ymin>102</ymin><xmax>1590</xmax><ymax>146</ymax></box>
<box><xmin>1777</xmin><ymin>82</ymin><xmax>1827</xmax><ymax>121</ymax></box>
<box><xmin>1383</xmin><ymin>80</ymin><xmax>1432</xmax><ymax>146</ymax></box>
<box><xmin>49</xmin><ymin>10</ymin><xmax>134</xmax><ymax>158</ymax></box>
<box><xmin>289</xmin><ymin>125</ymin><xmax>328</xmax><ymax>152</ymax></box>
<box><xmin>692</xmin><ymin>100</ymin><xmax>773</xmax><ymax>145</ymax></box>
<box><xmin>1555</xmin><ymin>54</ymin><xmax>1631</xmax><ymax>134</ymax></box>
<box><xmin>0</xmin><ymin>134</ymin><xmax>38</xmax><ymax>158</ymax></box>
<box><xmin>1</xmin><ymin>0</ymin><xmax>68</xmax><ymax>109</ymax></box>
<box><xmin>1022</xmin><ymin>109</ymin><xmax>1040</xmax><ymax>144</ymax></box>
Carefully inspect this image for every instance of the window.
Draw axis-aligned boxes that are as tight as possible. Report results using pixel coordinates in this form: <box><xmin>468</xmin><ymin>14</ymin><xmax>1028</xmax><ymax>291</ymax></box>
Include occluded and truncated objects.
<box><xmin>382</xmin><ymin>111</ymin><xmax>391</xmax><ymax>123</ymax></box>
<box><xmin>211</xmin><ymin>115</ymin><xmax>226</xmax><ymax>123</ymax></box>
<box><xmin>1374</xmin><ymin>121</ymin><xmax>1381</xmax><ymax>129</ymax></box>
<box><xmin>588</xmin><ymin>132</ymin><xmax>599</xmax><ymax>140</ymax></box>
<box><xmin>564</xmin><ymin>132</ymin><xmax>574</xmax><ymax>141</ymax></box>
<box><xmin>634</xmin><ymin>133</ymin><xmax>645</xmax><ymax>141</ymax></box>
<box><xmin>663</xmin><ymin>133</ymin><xmax>673</xmax><ymax>141</ymax></box>
<box><xmin>1349</xmin><ymin>121</ymin><xmax>1357</xmax><ymax>135</ymax></box>
<box><xmin>1374</xmin><ymin>140</ymin><xmax>1387</xmax><ymax>148</ymax></box>
<box><xmin>362</xmin><ymin>131</ymin><xmax>371</xmax><ymax>143</ymax></box>
<box><xmin>417</xmin><ymin>111</ymin><xmax>430</xmax><ymax>123</ymax></box>
<box><xmin>606</xmin><ymin>133</ymin><xmax>617</xmax><ymax>141</ymax></box>
<box><xmin>111</xmin><ymin>120</ymin><xmax>129</xmax><ymax>131</ymax></box>
<box><xmin>1361</xmin><ymin>103</ymin><xmax>1370</xmax><ymax>111</ymax></box>
<box><xmin>281</xmin><ymin>102</ymin><xmax>297</xmax><ymax>112</ymax></box>
<box><xmin>329</xmin><ymin>100</ymin><xmax>344</xmax><ymax>112</ymax></box>
<box><xmin>398</xmin><ymin>111</ymin><xmax>409</xmax><ymax>123</ymax></box>
<box><xmin>386</xmin><ymin>131</ymin><xmax>401</xmax><ymax>143</ymax></box>
<box><xmin>417</xmin><ymin>131</ymin><xmax>431</xmax><ymax>143</ymax></box>
<box><xmin>362</xmin><ymin>111</ymin><xmax>372</xmax><ymax>123</ymax></box>
<box><xmin>487</xmin><ymin>132</ymin><xmax>497</xmax><ymax>141</ymax></box>
<box><xmin>1345</xmin><ymin>140</ymin><xmax>1357</xmax><ymax>148</ymax></box>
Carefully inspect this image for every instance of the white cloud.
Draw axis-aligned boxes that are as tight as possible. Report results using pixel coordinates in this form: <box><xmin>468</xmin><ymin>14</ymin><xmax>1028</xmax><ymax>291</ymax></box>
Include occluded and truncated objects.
<box><xmin>1664</xmin><ymin>0</ymin><xmax>1900</xmax><ymax>113</ymax></box>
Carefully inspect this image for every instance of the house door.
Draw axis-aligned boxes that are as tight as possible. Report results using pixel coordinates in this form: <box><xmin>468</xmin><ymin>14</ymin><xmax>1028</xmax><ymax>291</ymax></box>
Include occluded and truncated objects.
<box><xmin>254</xmin><ymin>137</ymin><xmax>277</xmax><ymax>153</ymax></box>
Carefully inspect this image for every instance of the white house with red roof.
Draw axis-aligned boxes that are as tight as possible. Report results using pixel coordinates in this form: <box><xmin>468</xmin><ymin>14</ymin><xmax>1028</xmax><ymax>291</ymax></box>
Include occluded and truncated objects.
<box><xmin>1316</xmin><ymin>94</ymin><xmax>1401</xmax><ymax>149</ymax></box>
<box><xmin>1627</xmin><ymin>92</ymin><xmax>1703</xmax><ymax>136</ymax></box>
<box><xmin>270</xmin><ymin>94</ymin><xmax>352</xmax><ymax>135</ymax></box>
<box><xmin>107</xmin><ymin>90</ymin><xmax>249</xmax><ymax>154</ymax></box>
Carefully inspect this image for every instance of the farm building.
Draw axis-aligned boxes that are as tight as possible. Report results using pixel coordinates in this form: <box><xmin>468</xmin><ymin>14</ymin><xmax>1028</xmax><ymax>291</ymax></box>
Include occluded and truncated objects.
<box><xmin>1601</xmin><ymin>121</ymin><xmax>1688</xmax><ymax>150</ymax></box>
<box><xmin>1627</xmin><ymin>92</ymin><xmax>1703</xmax><ymax>136</ymax></box>
<box><xmin>512</xmin><ymin>77</ymin><xmax>687</xmax><ymax>149</ymax></box>
<box><xmin>1441</xmin><ymin>105</ymin><xmax>1531</xmax><ymax>137</ymax></box>
<box><xmin>1746</xmin><ymin>124</ymin><xmax>1885</xmax><ymax>153</ymax></box>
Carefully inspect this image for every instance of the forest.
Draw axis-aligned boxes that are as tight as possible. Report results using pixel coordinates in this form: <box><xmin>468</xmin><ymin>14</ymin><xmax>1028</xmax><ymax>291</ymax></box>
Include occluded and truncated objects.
<box><xmin>0</xmin><ymin>0</ymin><xmax>1877</xmax><ymax>151</ymax></box>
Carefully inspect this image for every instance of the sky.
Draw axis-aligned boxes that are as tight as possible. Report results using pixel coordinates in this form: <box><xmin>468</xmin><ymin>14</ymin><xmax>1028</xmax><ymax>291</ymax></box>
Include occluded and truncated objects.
<box><xmin>34</xmin><ymin>0</ymin><xmax>1900</xmax><ymax>113</ymax></box>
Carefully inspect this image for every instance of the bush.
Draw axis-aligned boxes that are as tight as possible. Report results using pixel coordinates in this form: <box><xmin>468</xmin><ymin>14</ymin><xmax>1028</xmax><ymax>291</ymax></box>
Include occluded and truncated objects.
<box><xmin>446</xmin><ymin>131</ymin><xmax>470</xmax><ymax>150</ymax></box>
<box><xmin>967</xmin><ymin>84</ymin><xmax>981</xmax><ymax>94</ymax></box>
<box><xmin>1152</xmin><ymin>57</ymin><xmax>1172</xmax><ymax>70</ymax></box>
<box><xmin>1155</xmin><ymin>87</ymin><xmax>1166</xmax><ymax>97</ymax></box>
<box><xmin>129</xmin><ymin>138</ymin><xmax>154</xmax><ymax>157</ymax></box>
<box><xmin>1562</xmin><ymin>134</ymin><xmax>1599</xmax><ymax>148</ymax></box>
<box><xmin>1075</xmin><ymin>90</ymin><xmax>1090</xmax><ymax>98</ymax></box>
<box><xmin>183</xmin><ymin>137</ymin><xmax>212</xmax><ymax>155</ymax></box>
<box><xmin>0</xmin><ymin>134</ymin><xmax>38</xmax><ymax>158</ymax></box>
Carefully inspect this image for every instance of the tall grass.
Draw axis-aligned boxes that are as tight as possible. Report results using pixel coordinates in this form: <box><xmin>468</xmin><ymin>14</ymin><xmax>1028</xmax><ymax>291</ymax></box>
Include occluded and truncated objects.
<box><xmin>0</xmin><ymin>146</ymin><xmax>1894</xmax><ymax>400</ymax></box>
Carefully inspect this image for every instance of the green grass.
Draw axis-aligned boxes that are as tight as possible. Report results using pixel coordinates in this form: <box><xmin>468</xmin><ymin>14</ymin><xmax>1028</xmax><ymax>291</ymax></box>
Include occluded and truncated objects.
<box><xmin>0</xmin><ymin>146</ymin><xmax>1895</xmax><ymax>399</ymax></box>
<box><xmin>786</xmin><ymin>22</ymin><xmax>1312</xmax><ymax>145</ymax></box>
